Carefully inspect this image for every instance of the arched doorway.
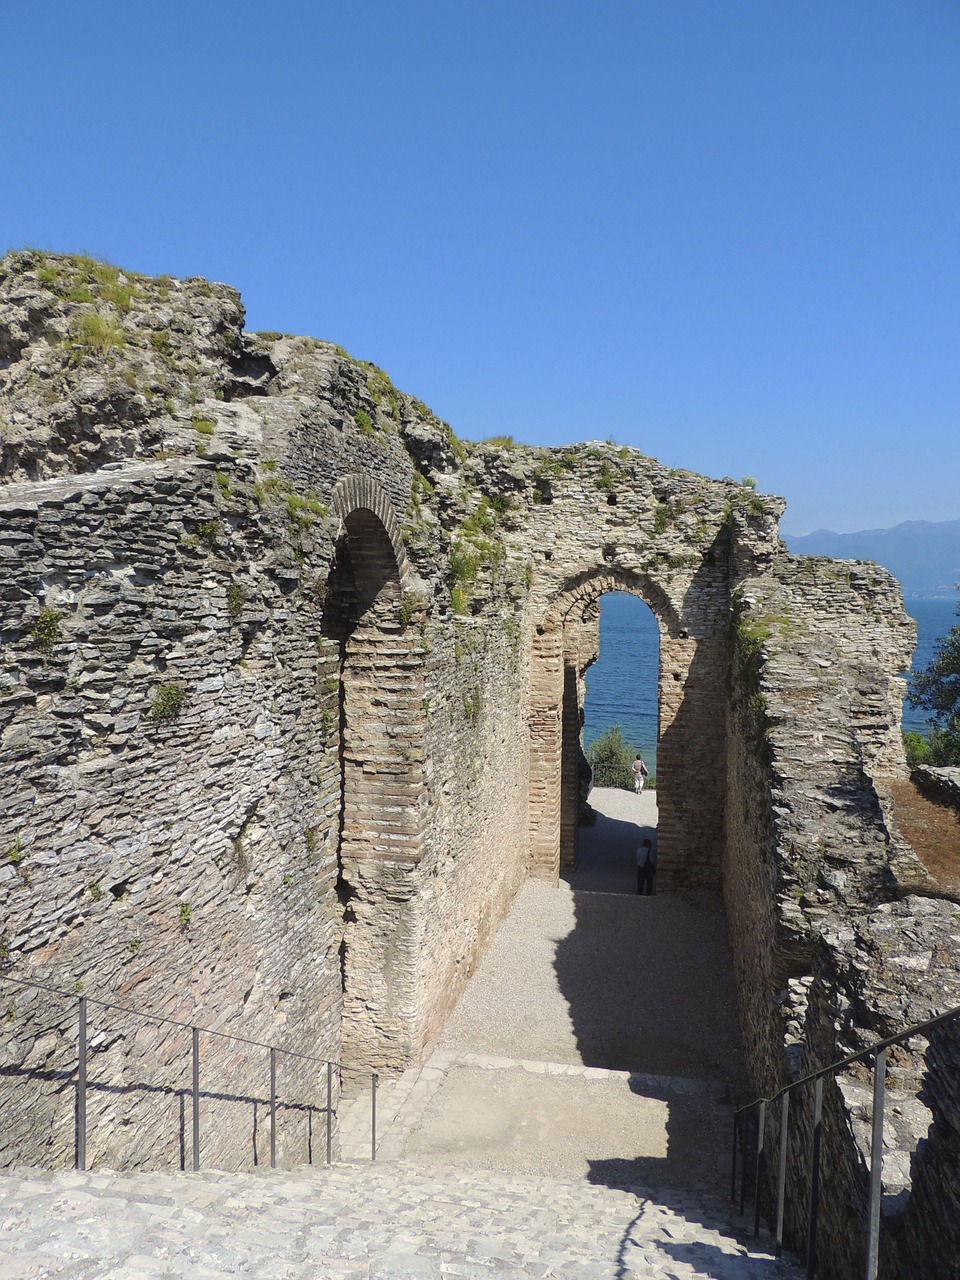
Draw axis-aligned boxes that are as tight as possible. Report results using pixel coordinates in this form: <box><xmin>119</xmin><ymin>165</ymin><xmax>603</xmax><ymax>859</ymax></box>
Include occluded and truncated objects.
<box><xmin>528</xmin><ymin>568</ymin><xmax>726</xmax><ymax>889</ymax></box>
<box><xmin>321</xmin><ymin>476</ymin><xmax>428</xmax><ymax>1083</ymax></box>
<box><xmin>575</xmin><ymin>591</ymin><xmax>660</xmax><ymax>891</ymax></box>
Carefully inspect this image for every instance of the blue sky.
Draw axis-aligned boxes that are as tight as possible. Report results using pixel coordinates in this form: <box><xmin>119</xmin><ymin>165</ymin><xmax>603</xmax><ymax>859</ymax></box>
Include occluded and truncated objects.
<box><xmin>3</xmin><ymin>1</ymin><xmax>958</xmax><ymax>533</ymax></box>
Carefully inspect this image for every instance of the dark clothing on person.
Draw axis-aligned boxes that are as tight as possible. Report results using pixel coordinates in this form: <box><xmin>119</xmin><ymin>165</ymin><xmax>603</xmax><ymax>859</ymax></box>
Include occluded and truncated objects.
<box><xmin>636</xmin><ymin>838</ymin><xmax>657</xmax><ymax>895</ymax></box>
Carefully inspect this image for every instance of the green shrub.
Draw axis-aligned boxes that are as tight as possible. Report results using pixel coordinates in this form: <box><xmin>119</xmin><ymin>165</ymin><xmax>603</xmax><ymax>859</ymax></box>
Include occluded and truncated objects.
<box><xmin>101</xmin><ymin>281</ymin><xmax>136</xmax><ymax>312</ymax></box>
<box><xmin>586</xmin><ymin>725</ymin><xmax>639</xmax><ymax>790</ymax></box>
<box><xmin>449</xmin><ymin>542</ymin><xmax>478</xmax><ymax>584</ymax></box>
<box><xmin>29</xmin><ymin>606</ymin><xmax>62</xmax><ymax>654</ymax></box>
<box><xmin>192</xmin><ymin>416</ymin><xmax>215</xmax><ymax>435</ymax></box>
<box><xmin>195</xmin><ymin>519</ymin><xmax>220</xmax><ymax>544</ymax></box>
<box><xmin>354</xmin><ymin>408</ymin><xmax>375</xmax><ymax>435</ymax></box>
<box><xmin>595</xmin><ymin>462</ymin><xmax>615</xmax><ymax>491</ymax></box>
<box><xmin>151</xmin><ymin>683</ymin><xmax>187</xmax><ymax>721</ymax></box>
<box><xmin>903</xmin><ymin>726</ymin><xmax>960</xmax><ymax>768</ymax></box>
<box><xmin>652</xmin><ymin>503</ymin><xmax>672</xmax><ymax>534</ymax></box>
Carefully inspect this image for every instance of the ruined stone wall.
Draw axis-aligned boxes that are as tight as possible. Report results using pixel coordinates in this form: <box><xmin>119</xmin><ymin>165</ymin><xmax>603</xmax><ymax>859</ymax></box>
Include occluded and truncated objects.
<box><xmin>513</xmin><ymin>453</ymin><xmax>773</xmax><ymax>889</ymax></box>
<box><xmin>0</xmin><ymin>251</ymin><xmax>532</xmax><ymax>1158</ymax></box>
<box><xmin>0</xmin><ymin>455</ymin><xmax>342</xmax><ymax>1170</ymax></box>
<box><xmin>723</xmin><ymin>541</ymin><xmax>960</xmax><ymax>1279</ymax></box>
<box><xmin>4</xmin><ymin>251</ymin><xmax>960</xmax><ymax>1277</ymax></box>
<box><xmin>911</xmin><ymin>764</ymin><xmax>960</xmax><ymax>811</ymax></box>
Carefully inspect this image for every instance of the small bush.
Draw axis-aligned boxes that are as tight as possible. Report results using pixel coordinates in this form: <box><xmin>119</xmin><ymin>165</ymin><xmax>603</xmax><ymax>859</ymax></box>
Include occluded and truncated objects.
<box><xmin>195</xmin><ymin>519</ymin><xmax>220</xmax><ymax>544</ymax></box>
<box><xmin>399</xmin><ymin>592</ymin><xmax>427</xmax><ymax>629</ymax></box>
<box><xmin>354</xmin><ymin>408</ymin><xmax>375</xmax><ymax>435</ymax></box>
<box><xmin>151</xmin><ymin>683</ymin><xmax>187</xmax><ymax>721</ymax></box>
<box><xmin>179</xmin><ymin>901</ymin><xmax>192</xmax><ymax>926</ymax></box>
<box><xmin>652</xmin><ymin>503</ymin><xmax>672</xmax><ymax>534</ymax></box>
<box><xmin>227</xmin><ymin>584</ymin><xmax>245</xmax><ymax>620</ymax></box>
<box><xmin>192</xmin><ymin>416</ymin><xmax>215</xmax><ymax>435</ymax></box>
<box><xmin>29</xmin><ymin>606</ymin><xmax>62</xmax><ymax>654</ymax></box>
<box><xmin>587</xmin><ymin>725</ymin><xmax>639</xmax><ymax>790</ymax></box>
<box><xmin>904</xmin><ymin>726</ymin><xmax>960</xmax><ymax>767</ymax></box>
<box><xmin>596</xmin><ymin>462</ymin><xmax>615</xmax><ymax>492</ymax></box>
<box><xmin>101</xmin><ymin>281</ymin><xmax>137</xmax><ymax>312</ymax></box>
<box><xmin>285</xmin><ymin>492</ymin><xmax>327</xmax><ymax>524</ymax></box>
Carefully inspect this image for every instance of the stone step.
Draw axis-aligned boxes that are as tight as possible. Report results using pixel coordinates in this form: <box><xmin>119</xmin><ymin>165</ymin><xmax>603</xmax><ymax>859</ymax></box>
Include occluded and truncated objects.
<box><xmin>0</xmin><ymin>1160</ymin><xmax>805</xmax><ymax>1279</ymax></box>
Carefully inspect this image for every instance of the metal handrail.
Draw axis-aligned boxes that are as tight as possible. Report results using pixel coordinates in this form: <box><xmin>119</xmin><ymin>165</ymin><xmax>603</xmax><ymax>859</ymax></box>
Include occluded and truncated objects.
<box><xmin>0</xmin><ymin>973</ymin><xmax>379</xmax><ymax>1171</ymax></box>
<box><xmin>1</xmin><ymin>974</ymin><xmax>336</xmax><ymax>1065</ymax></box>
<box><xmin>731</xmin><ymin>1000</ymin><xmax>960</xmax><ymax>1280</ymax></box>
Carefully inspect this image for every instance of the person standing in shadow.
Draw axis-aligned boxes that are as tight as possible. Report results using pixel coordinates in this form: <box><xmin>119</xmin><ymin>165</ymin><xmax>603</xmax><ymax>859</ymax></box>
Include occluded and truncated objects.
<box><xmin>636</xmin><ymin>838</ymin><xmax>656</xmax><ymax>895</ymax></box>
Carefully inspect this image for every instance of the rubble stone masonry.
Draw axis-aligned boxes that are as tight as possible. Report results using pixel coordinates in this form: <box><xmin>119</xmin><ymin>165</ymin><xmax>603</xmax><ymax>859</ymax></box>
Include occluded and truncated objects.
<box><xmin>1</xmin><ymin>252</ymin><xmax>958</xmax><ymax>1277</ymax></box>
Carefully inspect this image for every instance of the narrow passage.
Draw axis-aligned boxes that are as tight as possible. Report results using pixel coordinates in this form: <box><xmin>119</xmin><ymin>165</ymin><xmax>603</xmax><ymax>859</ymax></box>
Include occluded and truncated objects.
<box><xmin>395</xmin><ymin>787</ymin><xmax>748</xmax><ymax>1195</ymax></box>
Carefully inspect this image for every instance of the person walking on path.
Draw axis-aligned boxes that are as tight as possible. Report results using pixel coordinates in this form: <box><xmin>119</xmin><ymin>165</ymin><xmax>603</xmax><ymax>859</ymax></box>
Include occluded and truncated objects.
<box><xmin>637</xmin><ymin>838</ymin><xmax>657</xmax><ymax>895</ymax></box>
<box><xmin>632</xmin><ymin>753</ymin><xmax>648</xmax><ymax>793</ymax></box>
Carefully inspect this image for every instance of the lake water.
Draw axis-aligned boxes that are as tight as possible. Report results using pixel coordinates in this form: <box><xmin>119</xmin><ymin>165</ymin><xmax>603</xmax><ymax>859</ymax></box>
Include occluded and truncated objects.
<box><xmin>583</xmin><ymin>591</ymin><xmax>957</xmax><ymax>766</ymax></box>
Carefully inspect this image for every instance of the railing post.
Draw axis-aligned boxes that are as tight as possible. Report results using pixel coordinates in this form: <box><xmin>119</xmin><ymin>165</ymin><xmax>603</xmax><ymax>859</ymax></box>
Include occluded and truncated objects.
<box><xmin>739</xmin><ymin>1109</ymin><xmax>748</xmax><ymax>1215</ymax></box>
<box><xmin>775</xmin><ymin>1090</ymin><xmax>790</xmax><ymax>1254</ymax></box>
<box><xmin>807</xmin><ymin>1075</ymin><xmax>823</xmax><ymax>1279</ymax></box>
<box><xmin>753</xmin><ymin>1099</ymin><xmax>766</xmax><ymax>1237</ymax></box>
<box><xmin>731</xmin><ymin>1111</ymin><xmax>739</xmax><ymax>1204</ymax></box>
<box><xmin>191</xmin><ymin>1026</ymin><xmax>200</xmax><ymax>1172</ymax></box>
<box><xmin>371</xmin><ymin>1072</ymin><xmax>378</xmax><ymax>1161</ymax></box>
<box><xmin>865</xmin><ymin>1048</ymin><xmax>886</xmax><ymax>1280</ymax></box>
<box><xmin>326</xmin><ymin>1061</ymin><xmax>333</xmax><ymax>1166</ymax></box>
<box><xmin>269</xmin><ymin>1047</ymin><xmax>277</xmax><ymax>1170</ymax></box>
<box><xmin>76</xmin><ymin>996</ymin><xmax>87</xmax><ymax>1171</ymax></box>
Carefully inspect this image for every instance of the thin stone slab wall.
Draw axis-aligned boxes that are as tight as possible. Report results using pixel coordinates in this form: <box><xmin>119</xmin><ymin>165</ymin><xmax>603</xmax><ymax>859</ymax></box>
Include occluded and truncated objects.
<box><xmin>0</xmin><ymin>459</ymin><xmax>343</xmax><ymax>1169</ymax></box>
<box><xmin>723</xmin><ymin>540</ymin><xmax>960</xmax><ymax>1280</ymax></box>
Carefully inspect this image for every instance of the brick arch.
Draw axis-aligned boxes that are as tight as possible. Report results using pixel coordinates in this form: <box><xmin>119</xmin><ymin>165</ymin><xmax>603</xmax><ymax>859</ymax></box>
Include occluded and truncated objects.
<box><xmin>528</xmin><ymin>566</ymin><xmax>723</xmax><ymax>887</ymax></box>
<box><xmin>331</xmin><ymin>474</ymin><xmax>413</xmax><ymax>590</ymax></box>
<box><xmin>542</xmin><ymin>569</ymin><xmax>680</xmax><ymax>636</ymax></box>
<box><xmin>323</xmin><ymin>476</ymin><xmax>428</xmax><ymax>1081</ymax></box>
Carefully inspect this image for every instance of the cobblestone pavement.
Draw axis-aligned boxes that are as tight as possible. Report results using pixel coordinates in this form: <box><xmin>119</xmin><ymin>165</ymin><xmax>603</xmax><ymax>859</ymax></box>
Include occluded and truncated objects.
<box><xmin>0</xmin><ymin>1162</ymin><xmax>804</xmax><ymax>1280</ymax></box>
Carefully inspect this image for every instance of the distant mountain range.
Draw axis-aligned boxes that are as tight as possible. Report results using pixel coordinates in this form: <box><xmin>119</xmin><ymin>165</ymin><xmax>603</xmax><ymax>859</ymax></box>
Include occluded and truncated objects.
<box><xmin>782</xmin><ymin>519</ymin><xmax>960</xmax><ymax>598</ymax></box>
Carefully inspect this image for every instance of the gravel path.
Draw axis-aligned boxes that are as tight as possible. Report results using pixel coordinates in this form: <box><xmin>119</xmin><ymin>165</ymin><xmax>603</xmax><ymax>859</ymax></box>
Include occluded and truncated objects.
<box><xmin>570</xmin><ymin>786</ymin><xmax>659</xmax><ymax>894</ymax></box>
<box><xmin>437</xmin><ymin>789</ymin><xmax>745</xmax><ymax>1084</ymax></box>
<box><xmin>381</xmin><ymin>787</ymin><xmax>749</xmax><ymax>1192</ymax></box>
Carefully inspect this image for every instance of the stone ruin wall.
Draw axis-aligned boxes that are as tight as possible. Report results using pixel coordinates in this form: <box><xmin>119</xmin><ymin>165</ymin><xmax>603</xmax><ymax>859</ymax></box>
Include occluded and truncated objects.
<box><xmin>0</xmin><ymin>252</ymin><xmax>533</xmax><ymax>1165</ymax></box>
<box><xmin>2</xmin><ymin>251</ymin><xmax>960</xmax><ymax>1277</ymax></box>
<box><xmin>724</xmin><ymin>549</ymin><xmax>960</xmax><ymax>1278</ymax></box>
